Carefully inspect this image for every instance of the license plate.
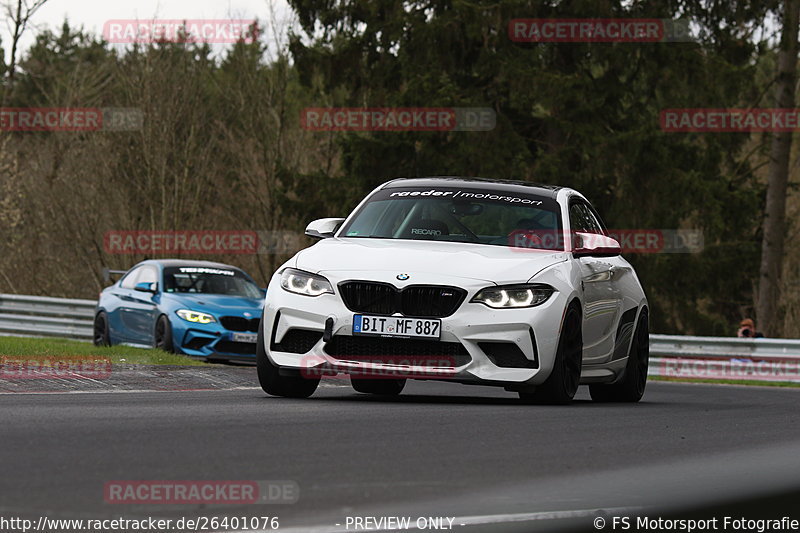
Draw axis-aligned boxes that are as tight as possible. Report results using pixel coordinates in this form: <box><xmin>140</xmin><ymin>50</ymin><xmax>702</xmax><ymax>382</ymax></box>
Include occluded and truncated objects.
<box><xmin>232</xmin><ymin>332</ymin><xmax>258</xmax><ymax>343</ymax></box>
<box><xmin>353</xmin><ymin>315</ymin><xmax>441</xmax><ymax>339</ymax></box>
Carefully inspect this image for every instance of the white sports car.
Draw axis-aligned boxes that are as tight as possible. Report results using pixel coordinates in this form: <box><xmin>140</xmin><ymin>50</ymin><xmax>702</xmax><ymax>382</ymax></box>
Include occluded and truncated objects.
<box><xmin>257</xmin><ymin>177</ymin><xmax>649</xmax><ymax>404</ymax></box>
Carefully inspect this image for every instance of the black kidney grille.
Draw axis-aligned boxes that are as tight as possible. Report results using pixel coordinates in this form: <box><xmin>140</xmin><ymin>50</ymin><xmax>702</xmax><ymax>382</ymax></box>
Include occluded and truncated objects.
<box><xmin>338</xmin><ymin>282</ymin><xmax>396</xmax><ymax>315</ymax></box>
<box><xmin>400</xmin><ymin>285</ymin><xmax>465</xmax><ymax>318</ymax></box>
<box><xmin>220</xmin><ymin>316</ymin><xmax>261</xmax><ymax>332</ymax></box>
<box><xmin>338</xmin><ymin>281</ymin><xmax>466</xmax><ymax>318</ymax></box>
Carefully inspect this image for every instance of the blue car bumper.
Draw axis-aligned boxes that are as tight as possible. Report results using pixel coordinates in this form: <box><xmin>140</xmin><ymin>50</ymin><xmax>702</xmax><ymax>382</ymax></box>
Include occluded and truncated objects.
<box><xmin>171</xmin><ymin>317</ymin><xmax>260</xmax><ymax>360</ymax></box>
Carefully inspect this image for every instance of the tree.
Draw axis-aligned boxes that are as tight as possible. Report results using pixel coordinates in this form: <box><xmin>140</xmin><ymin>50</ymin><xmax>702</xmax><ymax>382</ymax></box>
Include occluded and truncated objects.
<box><xmin>2</xmin><ymin>0</ymin><xmax>50</xmax><ymax>103</ymax></box>
<box><xmin>757</xmin><ymin>0</ymin><xmax>800</xmax><ymax>337</ymax></box>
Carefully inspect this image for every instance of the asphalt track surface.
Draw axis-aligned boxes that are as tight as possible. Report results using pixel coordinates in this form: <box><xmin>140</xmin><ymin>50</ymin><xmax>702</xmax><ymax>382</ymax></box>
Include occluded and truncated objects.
<box><xmin>3</xmin><ymin>377</ymin><xmax>800</xmax><ymax>532</ymax></box>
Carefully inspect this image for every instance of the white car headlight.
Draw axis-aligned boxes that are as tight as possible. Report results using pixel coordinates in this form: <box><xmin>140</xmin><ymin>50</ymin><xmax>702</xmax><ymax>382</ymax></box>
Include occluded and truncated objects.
<box><xmin>471</xmin><ymin>284</ymin><xmax>554</xmax><ymax>309</ymax></box>
<box><xmin>176</xmin><ymin>309</ymin><xmax>217</xmax><ymax>323</ymax></box>
<box><xmin>280</xmin><ymin>268</ymin><xmax>334</xmax><ymax>297</ymax></box>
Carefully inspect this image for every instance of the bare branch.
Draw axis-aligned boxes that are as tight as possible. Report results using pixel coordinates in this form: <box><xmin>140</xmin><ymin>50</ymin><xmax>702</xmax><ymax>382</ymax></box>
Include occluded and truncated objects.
<box><xmin>2</xmin><ymin>0</ymin><xmax>51</xmax><ymax>103</ymax></box>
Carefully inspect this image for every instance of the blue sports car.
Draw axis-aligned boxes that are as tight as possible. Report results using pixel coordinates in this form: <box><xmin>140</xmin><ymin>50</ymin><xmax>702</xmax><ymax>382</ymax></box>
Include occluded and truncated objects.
<box><xmin>94</xmin><ymin>259</ymin><xmax>265</xmax><ymax>362</ymax></box>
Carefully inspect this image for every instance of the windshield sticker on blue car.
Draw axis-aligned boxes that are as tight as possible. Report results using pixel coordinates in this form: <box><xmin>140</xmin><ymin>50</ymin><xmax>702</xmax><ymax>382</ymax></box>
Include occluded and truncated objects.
<box><xmin>178</xmin><ymin>267</ymin><xmax>235</xmax><ymax>276</ymax></box>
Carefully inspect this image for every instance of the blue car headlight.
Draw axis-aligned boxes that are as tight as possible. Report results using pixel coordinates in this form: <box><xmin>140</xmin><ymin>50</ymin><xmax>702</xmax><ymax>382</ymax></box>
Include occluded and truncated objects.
<box><xmin>280</xmin><ymin>268</ymin><xmax>334</xmax><ymax>297</ymax></box>
<box><xmin>471</xmin><ymin>284</ymin><xmax>555</xmax><ymax>309</ymax></box>
<box><xmin>176</xmin><ymin>309</ymin><xmax>217</xmax><ymax>324</ymax></box>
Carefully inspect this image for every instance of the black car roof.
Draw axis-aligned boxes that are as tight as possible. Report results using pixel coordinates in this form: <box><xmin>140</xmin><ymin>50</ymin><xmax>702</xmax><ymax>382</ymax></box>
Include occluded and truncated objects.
<box><xmin>381</xmin><ymin>176</ymin><xmax>562</xmax><ymax>198</ymax></box>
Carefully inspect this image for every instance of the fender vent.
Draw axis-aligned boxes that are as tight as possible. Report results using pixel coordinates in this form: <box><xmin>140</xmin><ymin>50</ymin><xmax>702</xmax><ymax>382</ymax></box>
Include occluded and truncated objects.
<box><xmin>479</xmin><ymin>329</ymin><xmax>539</xmax><ymax>369</ymax></box>
<box><xmin>271</xmin><ymin>329</ymin><xmax>323</xmax><ymax>354</ymax></box>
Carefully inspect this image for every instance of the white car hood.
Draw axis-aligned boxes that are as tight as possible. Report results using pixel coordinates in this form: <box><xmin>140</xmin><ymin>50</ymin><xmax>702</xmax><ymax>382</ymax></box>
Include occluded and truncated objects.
<box><xmin>295</xmin><ymin>238</ymin><xmax>567</xmax><ymax>285</ymax></box>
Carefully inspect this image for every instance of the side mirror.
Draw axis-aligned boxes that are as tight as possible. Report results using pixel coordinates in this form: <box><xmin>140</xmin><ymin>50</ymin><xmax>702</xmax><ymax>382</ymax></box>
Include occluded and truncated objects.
<box><xmin>305</xmin><ymin>218</ymin><xmax>345</xmax><ymax>239</ymax></box>
<box><xmin>134</xmin><ymin>282</ymin><xmax>158</xmax><ymax>293</ymax></box>
<box><xmin>572</xmin><ymin>232</ymin><xmax>622</xmax><ymax>257</ymax></box>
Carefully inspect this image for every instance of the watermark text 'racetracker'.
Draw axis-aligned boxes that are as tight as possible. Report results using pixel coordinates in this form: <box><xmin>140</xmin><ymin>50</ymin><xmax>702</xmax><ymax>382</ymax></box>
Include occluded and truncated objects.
<box><xmin>508</xmin><ymin>229</ymin><xmax>704</xmax><ymax>254</ymax></box>
<box><xmin>0</xmin><ymin>357</ymin><xmax>111</xmax><ymax>379</ymax></box>
<box><xmin>104</xmin><ymin>230</ymin><xmax>303</xmax><ymax>255</ymax></box>
<box><xmin>103</xmin><ymin>19</ymin><xmax>258</xmax><ymax>44</ymax></box>
<box><xmin>661</xmin><ymin>108</ymin><xmax>800</xmax><ymax>132</ymax></box>
<box><xmin>509</xmin><ymin>18</ymin><xmax>694</xmax><ymax>42</ymax></box>
<box><xmin>104</xmin><ymin>480</ymin><xmax>298</xmax><ymax>504</ymax></box>
<box><xmin>0</xmin><ymin>108</ymin><xmax>142</xmax><ymax>132</ymax></box>
<box><xmin>301</xmin><ymin>107</ymin><xmax>496</xmax><ymax>131</ymax></box>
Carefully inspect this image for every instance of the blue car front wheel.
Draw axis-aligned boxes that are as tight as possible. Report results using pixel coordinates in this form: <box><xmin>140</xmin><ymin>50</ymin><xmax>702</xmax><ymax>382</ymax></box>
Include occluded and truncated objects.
<box><xmin>155</xmin><ymin>315</ymin><xmax>175</xmax><ymax>353</ymax></box>
<box><xmin>93</xmin><ymin>312</ymin><xmax>110</xmax><ymax>347</ymax></box>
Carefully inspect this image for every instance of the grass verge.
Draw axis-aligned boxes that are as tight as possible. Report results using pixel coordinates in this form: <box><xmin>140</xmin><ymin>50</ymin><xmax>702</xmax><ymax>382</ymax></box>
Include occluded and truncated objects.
<box><xmin>0</xmin><ymin>336</ymin><xmax>204</xmax><ymax>366</ymax></box>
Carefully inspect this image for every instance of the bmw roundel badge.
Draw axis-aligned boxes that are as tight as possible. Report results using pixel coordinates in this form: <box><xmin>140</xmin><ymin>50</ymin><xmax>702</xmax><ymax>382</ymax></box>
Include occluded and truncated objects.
<box><xmin>397</xmin><ymin>273</ymin><xmax>410</xmax><ymax>281</ymax></box>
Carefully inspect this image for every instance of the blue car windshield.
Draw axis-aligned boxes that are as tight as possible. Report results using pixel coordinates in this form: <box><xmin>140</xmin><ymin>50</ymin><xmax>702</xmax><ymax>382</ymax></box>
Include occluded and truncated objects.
<box><xmin>162</xmin><ymin>266</ymin><xmax>262</xmax><ymax>298</ymax></box>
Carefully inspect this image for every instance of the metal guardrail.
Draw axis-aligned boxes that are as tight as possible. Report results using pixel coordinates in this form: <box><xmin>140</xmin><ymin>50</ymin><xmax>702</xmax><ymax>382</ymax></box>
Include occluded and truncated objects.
<box><xmin>650</xmin><ymin>334</ymin><xmax>800</xmax><ymax>360</ymax></box>
<box><xmin>649</xmin><ymin>334</ymin><xmax>800</xmax><ymax>383</ymax></box>
<box><xmin>0</xmin><ymin>294</ymin><xmax>96</xmax><ymax>341</ymax></box>
<box><xmin>1</xmin><ymin>294</ymin><xmax>800</xmax><ymax>382</ymax></box>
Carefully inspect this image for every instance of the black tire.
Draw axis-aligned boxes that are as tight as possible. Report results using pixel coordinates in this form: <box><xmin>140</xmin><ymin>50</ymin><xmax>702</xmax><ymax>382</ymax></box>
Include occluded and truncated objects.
<box><xmin>350</xmin><ymin>377</ymin><xmax>406</xmax><ymax>396</ymax></box>
<box><xmin>589</xmin><ymin>311</ymin><xmax>649</xmax><ymax>403</ymax></box>
<box><xmin>519</xmin><ymin>304</ymin><xmax>583</xmax><ymax>405</ymax></box>
<box><xmin>257</xmin><ymin>327</ymin><xmax>319</xmax><ymax>398</ymax></box>
<box><xmin>93</xmin><ymin>312</ymin><xmax>111</xmax><ymax>346</ymax></box>
<box><xmin>154</xmin><ymin>315</ymin><xmax>175</xmax><ymax>353</ymax></box>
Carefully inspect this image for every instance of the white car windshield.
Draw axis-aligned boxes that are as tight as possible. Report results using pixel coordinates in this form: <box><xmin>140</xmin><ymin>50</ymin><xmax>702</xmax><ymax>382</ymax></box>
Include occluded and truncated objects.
<box><xmin>339</xmin><ymin>186</ymin><xmax>564</xmax><ymax>249</ymax></box>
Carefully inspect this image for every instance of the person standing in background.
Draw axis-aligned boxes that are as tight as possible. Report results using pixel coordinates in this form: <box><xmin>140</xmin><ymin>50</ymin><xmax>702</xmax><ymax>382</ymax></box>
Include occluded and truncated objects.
<box><xmin>737</xmin><ymin>318</ymin><xmax>764</xmax><ymax>338</ymax></box>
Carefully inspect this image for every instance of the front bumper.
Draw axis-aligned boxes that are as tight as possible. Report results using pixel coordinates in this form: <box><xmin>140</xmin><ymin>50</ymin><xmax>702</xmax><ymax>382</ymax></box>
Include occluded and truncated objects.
<box><xmin>172</xmin><ymin>319</ymin><xmax>260</xmax><ymax>360</ymax></box>
<box><xmin>262</xmin><ymin>271</ymin><xmax>570</xmax><ymax>386</ymax></box>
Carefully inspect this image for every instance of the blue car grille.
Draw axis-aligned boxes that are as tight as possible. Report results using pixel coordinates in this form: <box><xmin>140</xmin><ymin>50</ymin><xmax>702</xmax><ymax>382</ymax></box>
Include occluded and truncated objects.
<box><xmin>214</xmin><ymin>340</ymin><xmax>256</xmax><ymax>355</ymax></box>
<box><xmin>220</xmin><ymin>316</ymin><xmax>261</xmax><ymax>332</ymax></box>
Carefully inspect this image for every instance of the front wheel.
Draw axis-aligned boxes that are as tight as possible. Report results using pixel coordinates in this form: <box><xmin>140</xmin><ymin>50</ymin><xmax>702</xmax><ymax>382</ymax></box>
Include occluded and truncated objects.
<box><xmin>519</xmin><ymin>304</ymin><xmax>583</xmax><ymax>405</ymax></box>
<box><xmin>257</xmin><ymin>327</ymin><xmax>319</xmax><ymax>398</ymax></box>
<box><xmin>93</xmin><ymin>312</ymin><xmax>111</xmax><ymax>346</ymax></box>
<box><xmin>589</xmin><ymin>311</ymin><xmax>649</xmax><ymax>403</ymax></box>
<box><xmin>154</xmin><ymin>315</ymin><xmax>175</xmax><ymax>352</ymax></box>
